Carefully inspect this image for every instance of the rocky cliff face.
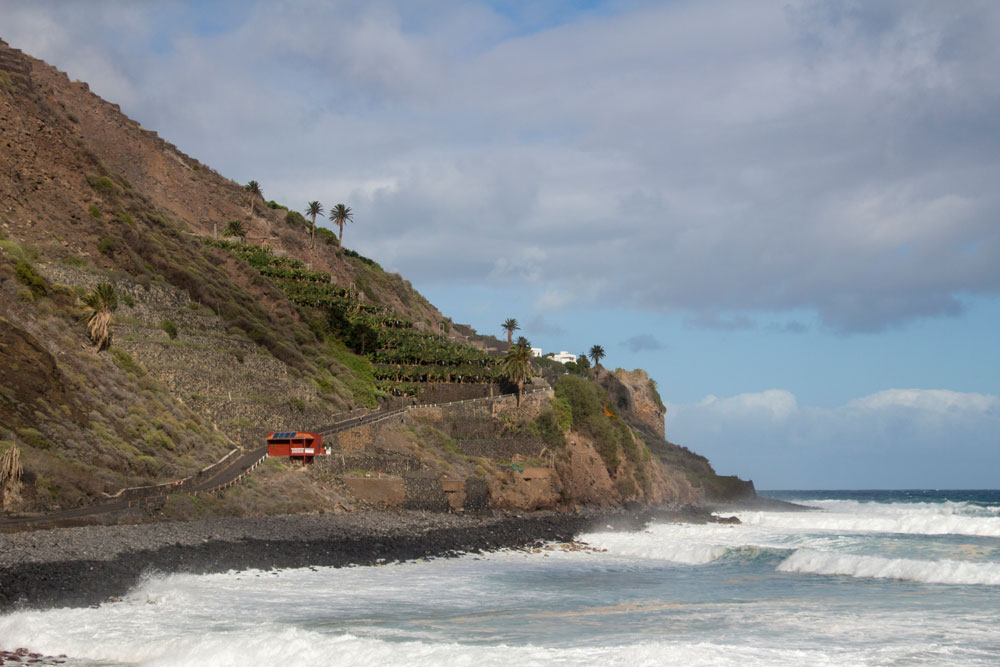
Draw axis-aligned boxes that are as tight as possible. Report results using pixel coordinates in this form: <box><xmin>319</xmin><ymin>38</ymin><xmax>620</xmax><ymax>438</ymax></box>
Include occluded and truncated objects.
<box><xmin>603</xmin><ymin>368</ymin><xmax>667</xmax><ymax>439</ymax></box>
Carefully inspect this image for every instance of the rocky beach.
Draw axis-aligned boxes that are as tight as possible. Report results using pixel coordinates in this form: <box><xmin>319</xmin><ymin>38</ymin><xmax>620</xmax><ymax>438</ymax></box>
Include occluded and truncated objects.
<box><xmin>0</xmin><ymin>505</ymin><xmax>715</xmax><ymax>612</ymax></box>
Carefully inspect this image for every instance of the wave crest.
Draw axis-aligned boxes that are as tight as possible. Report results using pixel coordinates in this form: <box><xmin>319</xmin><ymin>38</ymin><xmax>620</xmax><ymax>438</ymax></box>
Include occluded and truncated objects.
<box><xmin>777</xmin><ymin>549</ymin><xmax>1000</xmax><ymax>586</ymax></box>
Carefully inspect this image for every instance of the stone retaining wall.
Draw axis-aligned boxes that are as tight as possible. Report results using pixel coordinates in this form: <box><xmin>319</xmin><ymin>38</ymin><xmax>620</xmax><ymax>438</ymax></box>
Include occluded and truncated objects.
<box><xmin>403</xmin><ymin>472</ymin><xmax>450</xmax><ymax>511</ymax></box>
<box><xmin>340</xmin><ymin>478</ymin><xmax>405</xmax><ymax>508</ymax></box>
<box><xmin>323</xmin><ymin>410</ymin><xmax>409</xmax><ymax>451</ymax></box>
<box><xmin>312</xmin><ymin>450</ymin><xmax>421</xmax><ymax>476</ymax></box>
<box><xmin>464</xmin><ymin>478</ymin><xmax>489</xmax><ymax>511</ymax></box>
<box><xmin>458</xmin><ymin>436</ymin><xmax>547</xmax><ymax>460</ymax></box>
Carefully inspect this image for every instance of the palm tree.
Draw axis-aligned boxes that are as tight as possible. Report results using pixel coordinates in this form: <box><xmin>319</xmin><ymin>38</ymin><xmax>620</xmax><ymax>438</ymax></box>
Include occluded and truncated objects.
<box><xmin>223</xmin><ymin>219</ymin><xmax>247</xmax><ymax>242</ymax></box>
<box><xmin>329</xmin><ymin>204</ymin><xmax>353</xmax><ymax>245</ymax></box>
<box><xmin>501</xmin><ymin>318</ymin><xmax>520</xmax><ymax>345</ymax></box>
<box><xmin>83</xmin><ymin>282</ymin><xmax>119</xmax><ymax>351</ymax></box>
<box><xmin>589</xmin><ymin>344</ymin><xmax>606</xmax><ymax>377</ymax></box>
<box><xmin>501</xmin><ymin>337</ymin><xmax>535</xmax><ymax>406</ymax></box>
<box><xmin>304</xmin><ymin>201</ymin><xmax>324</xmax><ymax>248</ymax></box>
<box><xmin>244</xmin><ymin>180</ymin><xmax>262</xmax><ymax>217</ymax></box>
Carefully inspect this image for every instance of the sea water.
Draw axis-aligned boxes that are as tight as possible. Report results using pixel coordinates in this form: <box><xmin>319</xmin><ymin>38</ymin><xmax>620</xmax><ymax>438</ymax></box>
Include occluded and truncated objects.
<box><xmin>2</xmin><ymin>490</ymin><xmax>999</xmax><ymax>666</ymax></box>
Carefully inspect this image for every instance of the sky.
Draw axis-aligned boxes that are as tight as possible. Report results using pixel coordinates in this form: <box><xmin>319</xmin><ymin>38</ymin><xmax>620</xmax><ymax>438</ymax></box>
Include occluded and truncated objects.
<box><xmin>2</xmin><ymin>0</ymin><xmax>998</xmax><ymax>488</ymax></box>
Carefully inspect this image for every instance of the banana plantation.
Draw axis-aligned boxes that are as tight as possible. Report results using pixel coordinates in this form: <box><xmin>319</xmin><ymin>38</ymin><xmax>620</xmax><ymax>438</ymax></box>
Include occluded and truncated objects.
<box><xmin>205</xmin><ymin>238</ymin><xmax>504</xmax><ymax>396</ymax></box>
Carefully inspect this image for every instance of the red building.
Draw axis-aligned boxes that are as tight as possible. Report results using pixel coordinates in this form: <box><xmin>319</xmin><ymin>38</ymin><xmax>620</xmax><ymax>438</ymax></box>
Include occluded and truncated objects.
<box><xmin>266</xmin><ymin>431</ymin><xmax>325</xmax><ymax>463</ymax></box>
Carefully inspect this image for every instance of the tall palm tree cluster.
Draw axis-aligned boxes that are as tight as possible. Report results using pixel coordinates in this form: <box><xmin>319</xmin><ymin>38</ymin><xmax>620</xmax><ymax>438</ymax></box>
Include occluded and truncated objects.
<box><xmin>300</xmin><ymin>199</ymin><xmax>354</xmax><ymax>248</ymax></box>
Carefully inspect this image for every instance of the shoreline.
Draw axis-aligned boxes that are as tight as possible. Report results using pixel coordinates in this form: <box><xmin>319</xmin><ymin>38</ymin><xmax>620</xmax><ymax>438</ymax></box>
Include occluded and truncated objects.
<box><xmin>0</xmin><ymin>504</ymin><xmax>714</xmax><ymax>612</ymax></box>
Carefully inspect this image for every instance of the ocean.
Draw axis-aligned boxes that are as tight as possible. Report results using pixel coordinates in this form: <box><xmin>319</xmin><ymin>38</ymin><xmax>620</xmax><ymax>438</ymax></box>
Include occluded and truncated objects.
<box><xmin>2</xmin><ymin>490</ymin><xmax>999</xmax><ymax>666</ymax></box>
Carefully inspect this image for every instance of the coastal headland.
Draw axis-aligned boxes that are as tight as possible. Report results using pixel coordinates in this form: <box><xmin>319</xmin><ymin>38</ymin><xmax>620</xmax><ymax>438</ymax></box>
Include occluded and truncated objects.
<box><xmin>1</xmin><ymin>33</ymin><xmax>762</xmax><ymax>618</ymax></box>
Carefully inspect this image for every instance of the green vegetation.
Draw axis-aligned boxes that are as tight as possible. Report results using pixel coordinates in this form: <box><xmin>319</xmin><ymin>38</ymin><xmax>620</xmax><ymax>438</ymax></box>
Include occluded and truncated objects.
<box><xmin>86</xmin><ymin>173</ymin><xmax>119</xmax><ymax>196</ymax></box>
<box><xmin>285</xmin><ymin>210</ymin><xmax>307</xmax><ymax>227</ymax></box>
<box><xmin>160</xmin><ymin>319</ymin><xmax>178</xmax><ymax>339</ymax></box>
<box><xmin>648</xmin><ymin>379</ymin><xmax>666</xmax><ymax>412</ymax></box>
<box><xmin>88</xmin><ymin>204</ymin><xmax>102</xmax><ymax>220</ymax></box>
<box><xmin>97</xmin><ymin>236</ymin><xmax>116</xmax><ymax>256</ymax></box>
<box><xmin>111</xmin><ymin>347</ymin><xmax>145</xmax><ymax>376</ymax></box>
<box><xmin>203</xmin><ymin>237</ymin><xmax>500</xmax><ymax>396</ymax></box>
<box><xmin>14</xmin><ymin>260</ymin><xmax>47</xmax><ymax>297</ymax></box>
<box><xmin>589</xmin><ymin>344</ymin><xmax>606</xmax><ymax>368</ymax></box>
<box><xmin>564</xmin><ymin>354</ymin><xmax>590</xmax><ymax>376</ymax></box>
<box><xmin>16</xmin><ymin>427</ymin><xmax>51</xmax><ymax>450</ymax></box>
<box><xmin>63</xmin><ymin>255</ymin><xmax>87</xmax><ymax>268</ymax></box>
<box><xmin>342</xmin><ymin>248</ymin><xmax>377</xmax><ymax>268</ymax></box>
<box><xmin>553</xmin><ymin>374</ymin><xmax>634</xmax><ymax>473</ymax></box>
<box><xmin>0</xmin><ymin>71</ymin><xmax>13</xmax><ymax>90</ymax></box>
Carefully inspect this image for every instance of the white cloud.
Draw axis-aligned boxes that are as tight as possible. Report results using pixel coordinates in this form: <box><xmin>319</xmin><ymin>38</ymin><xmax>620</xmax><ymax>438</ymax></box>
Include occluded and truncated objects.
<box><xmin>846</xmin><ymin>389</ymin><xmax>1000</xmax><ymax>414</ymax></box>
<box><xmin>667</xmin><ymin>388</ymin><xmax>1000</xmax><ymax>488</ymax></box>
<box><xmin>692</xmin><ymin>390</ymin><xmax>799</xmax><ymax>423</ymax></box>
<box><xmin>2</xmin><ymin>0</ymin><xmax>1000</xmax><ymax>332</ymax></box>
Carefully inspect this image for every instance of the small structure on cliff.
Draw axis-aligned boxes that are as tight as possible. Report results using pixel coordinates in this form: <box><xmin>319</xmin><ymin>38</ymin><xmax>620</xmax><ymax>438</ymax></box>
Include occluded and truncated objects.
<box><xmin>266</xmin><ymin>432</ymin><xmax>326</xmax><ymax>464</ymax></box>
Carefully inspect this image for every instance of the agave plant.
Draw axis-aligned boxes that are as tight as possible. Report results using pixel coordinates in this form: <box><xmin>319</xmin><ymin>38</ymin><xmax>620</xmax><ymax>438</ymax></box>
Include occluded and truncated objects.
<box><xmin>0</xmin><ymin>445</ymin><xmax>23</xmax><ymax>509</ymax></box>
<box><xmin>83</xmin><ymin>282</ymin><xmax>119</xmax><ymax>351</ymax></box>
<box><xmin>223</xmin><ymin>219</ymin><xmax>247</xmax><ymax>242</ymax></box>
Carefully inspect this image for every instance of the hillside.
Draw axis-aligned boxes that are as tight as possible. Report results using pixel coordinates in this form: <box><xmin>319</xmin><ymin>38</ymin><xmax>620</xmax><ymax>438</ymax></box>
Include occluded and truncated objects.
<box><xmin>0</xmin><ymin>38</ymin><xmax>751</xmax><ymax>520</ymax></box>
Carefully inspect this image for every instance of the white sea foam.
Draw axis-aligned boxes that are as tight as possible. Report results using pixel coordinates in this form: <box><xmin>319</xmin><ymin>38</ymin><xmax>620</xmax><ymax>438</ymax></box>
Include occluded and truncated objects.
<box><xmin>734</xmin><ymin>502</ymin><xmax>1000</xmax><ymax>538</ymax></box>
<box><xmin>800</xmin><ymin>499</ymin><xmax>1000</xmax><ymax>518</ymax></box>
<box><xmin>777</xmin><ymin>549</ymin><xmax>1000</xmax><ymax>586</ymax></box>
<box><xmin>578</xmin><ymin>527</ymin><xmax>731</xmax><ymax>565</ymax></box>
<box><xmin>0</xmin><ymin>618</ymin><xmax>968</xmax><ymax>667</ymax></box>
<box><xmin>578</xmin><ymin>521</ymin><xmax>856</xmax><ymax>565</ymax></box>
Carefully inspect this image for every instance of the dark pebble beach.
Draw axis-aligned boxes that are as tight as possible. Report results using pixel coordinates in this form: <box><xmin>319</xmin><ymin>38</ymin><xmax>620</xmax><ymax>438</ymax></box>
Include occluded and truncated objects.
<box><xmin>0</xmin><ymin>504</ymin><xmax>713</xmax><ymax>612</ymax></box>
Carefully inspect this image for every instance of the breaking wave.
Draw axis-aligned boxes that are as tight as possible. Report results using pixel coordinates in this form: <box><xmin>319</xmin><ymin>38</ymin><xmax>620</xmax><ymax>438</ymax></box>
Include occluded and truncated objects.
<box><xmin>777</xmin><ymin>549</ymin><xmax>1000</xmax><ymax>586</ymax></box>
<box><xmin>735</xmin><ymin>503</ymin><xmax>1000</xmax><ymax>538</ymax></box>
